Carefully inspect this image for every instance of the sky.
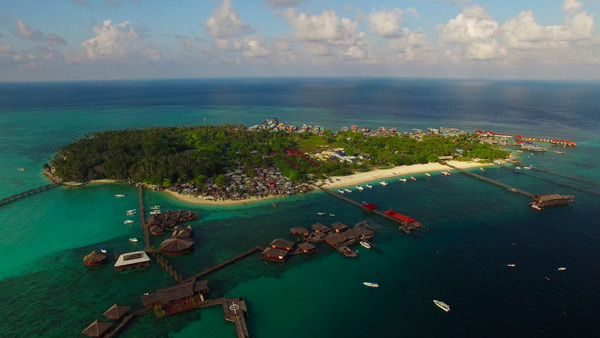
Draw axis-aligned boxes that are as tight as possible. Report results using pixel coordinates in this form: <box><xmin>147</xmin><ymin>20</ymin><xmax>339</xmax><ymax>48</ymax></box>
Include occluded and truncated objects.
<box><xmin>0</xmin><ymin>0</ymin><xmax>599</xmax><ymax>81</ymax></box>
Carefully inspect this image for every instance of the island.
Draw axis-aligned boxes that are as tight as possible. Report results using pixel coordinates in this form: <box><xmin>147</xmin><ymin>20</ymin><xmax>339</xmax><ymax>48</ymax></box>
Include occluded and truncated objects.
<box><xmin>45</xmin><ymin>119</ymin><xmax>509</xmax><ymax>204</ymax></box>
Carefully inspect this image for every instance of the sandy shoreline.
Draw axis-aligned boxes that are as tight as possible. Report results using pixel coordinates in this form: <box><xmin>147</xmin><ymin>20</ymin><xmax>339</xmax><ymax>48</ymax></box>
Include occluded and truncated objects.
<box><xmin>79</xmin><ymin>160</ymin><xmax>492</xmax><ymax>206</ymax></box>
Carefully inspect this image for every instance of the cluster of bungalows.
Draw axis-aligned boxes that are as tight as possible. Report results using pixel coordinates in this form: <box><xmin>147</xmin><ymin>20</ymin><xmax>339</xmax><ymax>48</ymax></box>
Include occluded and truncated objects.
<box><xmin>428</xmin><ymin>127</ymin><xmax>466</xmax><ymax>137</ymax></box>
<box><xmin>83</xmin><ymin>251</ymin><xmax>107</xmax><ymax>266</ymax></box>
<box><xmin>141</xmin><ymin>280</ymin><xmax>210</xmax><ymax>317</ymax></box>
<box><xmin>476</xmin><ymin>130</ymin><xmax>513</xmax><ymax>146</ymax></box>
<box><xmin>325</xmin><ymin>223</ymin><xmax>374</xmax><ymax>256</ymax></box>
<box><xmin>114</xmin><ymin>251</ymin><xmax>151</xmax><ymax>272</ymax></box>
<box><xmin>261</xmin><ymin>239</ymin><xmax>296</xmax><ymax>263</ymax></box>
<box><xmin>160</xmin><ymin>225</ymin><xmax>194</xmax><ymax>255</ymax></box>
<box><xmin>516</xmin><ymin>135</ymin><xmax>577</xmax><ymax>147</ymax></box>
<box><xmin>147</xmin><ymin>210</ymin><xmax>198</xmax><ymax>232</ymax></box>
<box><xmin>81</xmin><ymin>304</ymin><xmax>131</xmax><ymax>337</ymax></box>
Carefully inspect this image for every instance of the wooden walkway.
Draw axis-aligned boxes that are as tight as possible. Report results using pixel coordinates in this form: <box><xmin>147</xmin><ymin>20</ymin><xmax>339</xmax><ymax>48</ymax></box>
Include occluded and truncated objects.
<box><xmin>444</xmin><ymin>163</ymin><xmax>535</xmax><ymax>197</ymax></box>
<box><xmin>197</xmin><ymin>298</ymin><xmax>250</xmax><ymax>338</ymax></box>
<box><xmin>103</xmin><ymin>308</ymin><xmax>152</xmax><ymax>338</ymax></box>
<box><xmin>151</xmin><ymin>252</ymin><xmax>183</xmax><ymax>283</ymax></box>
<box><xmin>185</xmin><ymin>246</ymin><xmax>264</xmax><ymax>282</ymax></box>
<box><xmin>0</xmin><ymin>183</ymin><xmax>58</xmax><ymax>207</ymax></box>
<box><xmin>138</xmin><ymin>185</ymin><xmax>150</xmax><ymax>251</ymax></box>
<box><xmin>516</xmin><ymin>170</ymin><xmax>600</xmax><ymax>197</ymax></box>
<box><xmin>531</xmin><ymin>166</ymin><xmax>600</xmax><ymax>186</ymax></box>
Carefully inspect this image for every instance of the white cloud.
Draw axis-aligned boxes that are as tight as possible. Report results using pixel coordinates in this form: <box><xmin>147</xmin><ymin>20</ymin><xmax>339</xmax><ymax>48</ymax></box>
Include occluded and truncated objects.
<box><xmin>388</xmin><ymin>28</ymin><xmax>434</xmax><ymax>62</ymax></box>
<box><xmin>562</xmin><ymin>0</ymin><xmax>583</xmax><ymax>12</ymax></box>
<box><xmin>80</xmin><ymin>20</ymin><xmax>160</xmax><ymax>62</ymax></box>
<box><xmin>0</xmin><ymin>43</ymin><xmax>12</xmax><ymax>53</ymax></box>
<box><xmin>263</xmin><ymin>0</ymin><xmax>306</xmax><ymax>8</ymax></box>
<box><xmin>283</xmin><ymin>9</ymin><xmax>358</xmax><ymax>45</ymax></box>
<box><xmin>15</xmin><ymin>20</ymin><xmax>44</xmax><ymax>40</ymax></box>
<box><xmin>368</xmin><ymin>8</ymin><xmax>404</xmax><ymax>39</ymax></box>
<box><xmin>242</xmin><ymin>37</ymin><xmax>271</xmax><ymax>58</ymax></box>
<box><xmin>45</xmin><ymin>33</ymin><xmax>67</xmax><ymax>45</ymax></box>
<box><xmin>205</xmin><ymin>0</ymin><xmax>252</xmax><ymax>39</ymax></box>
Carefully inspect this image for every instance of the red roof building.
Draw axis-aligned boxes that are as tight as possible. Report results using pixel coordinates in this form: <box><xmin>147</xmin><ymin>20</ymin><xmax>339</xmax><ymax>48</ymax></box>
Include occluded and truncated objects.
<box><xmin>361</xmin><ymin>203</ymin><xmax>379</xmax><ymax>210</ymax></box>
<box><xmin>384</xmin><ymin>209</ymin><xmax>419</xmax><ymax>225</ymax></box>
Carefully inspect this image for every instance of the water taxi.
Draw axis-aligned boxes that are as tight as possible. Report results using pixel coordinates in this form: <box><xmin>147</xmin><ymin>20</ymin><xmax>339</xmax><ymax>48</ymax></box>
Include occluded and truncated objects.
<box><xmin>379</xmin><ymin>181</ymin><xmax>388</xmax><ymax>186</ymax></box>
<box><xmin>316</xmin><ymin>212</ymin><xmax>327</xmax><ymax>216</ymax></box>
<box><xmin>129</xmin><ymin>237</ymin><xmax>138</xmax><ymax>242</ymax></box>
<box><xmin>338</xmin><ymin>189</ymin><xmax>345</xmax><ymax>194</ymax></box>
<box><xmin>115</xmin><ymin>194</ymin><xmax>125</xmax><ymax>197</ymax></box>
<box><xmin>558</xmin><ymin>267</ymin><xmax>567</xmax><ymax>271</ymax></box>
<box><xmin>425</xmin><ymin>173</ymin><xmax>431</xmax><ymax>177</ymax></box>
<box><xmin>124</xmin><ymin>220</ymin><xmax>134</xmax><ymax>224</ymax></box>
<box><xmin>344</xmin><ymin>188</ymin><xmax>352</xmax><ymax>193</ymax></box>
<box><xmin>433</xmin><ymin>300</ymin><xmax>450</xmax><ymax>312</ymax></box>
<box><xmin>410</xmin><ymin>176</ymin><xmax>416</xmax><ymax>181</ymax></box>
<box><xmin>356</xmin><ymin>185</ymin><xmax>364</xmax><ymax>191</ymax></box>
<box><xmin>363</xmin><ymin>282</ymin><xmax>379</xmax><ymax>288</ymax></box>
<box><xmin>100</xmin><ymin>247</ymin><xmax>107</xmax><ymax>254</ymax></box>
<box><xmin>360</xmin><ymin>241</ymin><xmax>372</xmax><ymax>249</ymax></box>
<box><xmin>365</xmin><ymin>184</ymin><xmax>373</xmax><ymax>189</ymax></box>
<box><xmin>399</xmin><ymin>178</ymin><xmax>407</xmax><ymax>182</ymax></box>
<box><xmin>507</xmin><ymin>264</ymin><xmax>516</xmax><ymax>267</ymax></box>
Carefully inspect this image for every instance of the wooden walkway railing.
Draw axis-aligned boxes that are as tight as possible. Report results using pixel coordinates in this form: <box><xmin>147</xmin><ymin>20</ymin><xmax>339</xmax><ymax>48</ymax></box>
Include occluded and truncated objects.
<box><xmin>0</xmin><ymin>184</ymin><xmax>58</xmax><ymax>207</ymax></box>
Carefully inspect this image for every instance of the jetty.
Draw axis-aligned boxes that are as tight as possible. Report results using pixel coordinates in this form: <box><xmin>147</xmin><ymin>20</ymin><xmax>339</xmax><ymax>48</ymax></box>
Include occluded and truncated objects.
<box><xmin>444</xmin><ymin>163</ymin><xmax>535</xmax><ymax>197</ymax></box>
<box><xmin>151</xmin><ymin>252</ymin><xmax>183</xmax><ymax>283</ymax></box>
<box><xmin>516</xmin><ymin>170</ymin><xmax>600</xmax><ymax>197</ymax></box>
<box><xmin>185</xmin><ymin>246</ymin><xmax>264</xmax><ymax>282</ymax></box>
<box><xmin>138</xmin><ymin>185</ymin><xmax>150</xmax><ymax>251</ymax></box>
<box><xmin>198</xmin><ymin>298</ymin><xmax>250</xmax><ymax>338</ymax></box>
<box><xmin>530</xmin><ymin>166</ymin><xmax>600</xmax><ymax>186</ymax></box>
<box><xmin>0</xmin><ymin>183</ymin><xmax>58</xmax><ymax>207</ymax></box>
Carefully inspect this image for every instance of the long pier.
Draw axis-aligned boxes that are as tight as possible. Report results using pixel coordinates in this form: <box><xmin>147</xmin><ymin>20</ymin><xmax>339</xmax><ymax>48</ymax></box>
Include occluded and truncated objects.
<box><xmin>185</xmin><ymin>246</ymin><xmax>264</xmax><ymax>282</ymax></box>
<box><xmin>151</xmin><ymin>252</ymin><xmax>183</xmax><ymax>283</ymax></box>
<box><xmin>444</xmin><ymin>163</ymin><xmax>535</xmax><ymax>198</ymax></box>
<box><xmin>531</xmin><ymin>167</ymin><xmax>600</xmax><ymax>186</ymax></box>
<box><xmin>138</xmin><ymin>185</ymin><xmax>150</xmax><ymax>251</ymax></box>
<box><xmin>516</xmin><ymin>170</ymin><xmax>600</xmax><ymax>197</ymax></box>
<box><xmin>0</xmin><ymin>183</ymin><xmax>58</xmax><ymax>207</ymax></box>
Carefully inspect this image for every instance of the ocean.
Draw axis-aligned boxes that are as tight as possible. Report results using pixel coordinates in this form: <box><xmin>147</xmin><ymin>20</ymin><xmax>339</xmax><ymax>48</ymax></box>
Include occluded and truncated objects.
<box><xmin>0</xmin><ymin>79</ymin><xmax>599</xmax><ymax>337</ymax></box>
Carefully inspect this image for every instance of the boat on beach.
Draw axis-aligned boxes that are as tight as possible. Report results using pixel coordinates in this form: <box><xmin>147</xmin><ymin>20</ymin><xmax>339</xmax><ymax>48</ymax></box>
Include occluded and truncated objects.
<box><xmin>129</xmin><ymin>237</ymin><xmax>138</xmax><ymax>242</ymax></box>
<box><xmin>360</xmin><ymin>241</ymin><xmax>372</xmax><ymax>249</ymax></box>
<box><xmin>379</xmin><ymin>181</ymin><xmax>388</xmax><ymax>186</ymax></box>
<box><xmin>115</xmin><ymin>194</ymin><xmax>125</xmax><ymax>197</ymax></box>
<box><xmin>363</xmin><ymin>282</ymin><xmax>379</xmax><ymax>288</ymax></box>
<box><xmin>365</xmin><ymin>184</ymin><xmax>373</xmax><ymax>189</ymax></box>
<box><xmin>425</xmin><ymin>173</ymin><xmax>431</xmax><ymax>177</ymax></box>
<box><xmin>399</xmin><ymin>178</ymin><xmax>407</xmax><ymax>182</ymax></box>
<box><xmin>433</xmin><ymin>300</ymin><xmax>450</xmax><ymax>312</ymax></box>
<box><xmin>124</xmin><ymin>220</ymin><xmax>134</xmax><ymax>224</ymax></box>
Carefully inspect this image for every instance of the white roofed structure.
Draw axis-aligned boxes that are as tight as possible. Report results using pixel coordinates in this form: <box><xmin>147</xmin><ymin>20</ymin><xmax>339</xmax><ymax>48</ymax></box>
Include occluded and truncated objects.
<box><xmin>114</xmin><ymin>251</ymin><xmax>150</xmax><ymax>271</ymax></box>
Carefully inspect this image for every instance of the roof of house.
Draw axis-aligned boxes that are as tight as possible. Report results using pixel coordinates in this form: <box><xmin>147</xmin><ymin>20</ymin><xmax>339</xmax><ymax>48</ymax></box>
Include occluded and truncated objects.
<box><xmin>171</xmin><ymin>225</ymin><xmax>193</xmax><ymax>238</ymax></box>
<box><xmin>81</xmin><ymin>320</ymin><xmax>112</xmax><ymax>337</ymax></box>
<box><xmin>114</xmin><ymin>251</ymin><xmax>150</xmax><ymax>268</ymax></box>
<box><xmin>160</xmin><ymin>238</ymin><xmax>194</xmax><ymax>252</ymax></box>
<box><xmin>361</xmin><ymin>203</ymin><xmax>379</xmax><ymax>210</ymax></box>
<box><xmin>270</xmin><ymin>238</ymin><xmax>295</xmax><ymax>249</ymax></box>
<box><xmin>103</xmin><ymin>304</ymin><xmax>131</xmax><ymax>320</ymax></box>
<box><xmin>261</xmin><ymin>248</ymin><xmax>289</xmax><ymax>258</ymax></box>
<box><xmin>384</xmin><ymin>209</ymin><xmax>417</xmax><ymax>224</ymax></box>
<box><xmin>312</xmin><ymin>223</ymin><xmax>329</xmax><ymax>231</ymax></box>
<box><xmin>83</xmin><ymin>251</ymin><xmax>106</xmax><ymax>264</ymax></box>
<box><xmin>290</xmin><ymin>226</ymin><xmax>309</xmax><ymax>234</ymax></box>
<box><xmin>331</xmin><ymin>222</ymin><xmax>349</xmax><ymax>231</ymax></box>
<box><xmin>298</xmin><ymin>242</ymin><xmax>317</xmax><ymax>251</ymax></box>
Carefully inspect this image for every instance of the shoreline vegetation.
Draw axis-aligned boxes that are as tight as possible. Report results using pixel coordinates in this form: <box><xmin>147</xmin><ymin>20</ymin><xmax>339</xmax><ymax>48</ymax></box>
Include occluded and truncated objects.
<box><xmin>46</xmin><ymin>119</ymin><xmax>509</xmax><ymax>205</ymax></box>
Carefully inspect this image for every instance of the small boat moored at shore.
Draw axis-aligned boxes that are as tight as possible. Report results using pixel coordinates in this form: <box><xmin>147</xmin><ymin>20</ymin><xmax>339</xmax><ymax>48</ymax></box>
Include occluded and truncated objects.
<box><xmin>363</xmin><ymin>282</ymin><xmax>379</xmax><ymax>288</ymax></box>
<box><xmin>480</xmin><ymin>167</ymin><xmax>486</xmax><ymax>172</ymax></box>
<box><xmin>365</xmin><ymin>184</ymin><xmax>373</xmax><ymax>189</ymax></box>
<box><xmin>338</xmin><ymin>189</ymin><xmax>345</xmax><ymax>194</ymax></box>
<box><xmin>344</xmin><ymin>188</ymin><xmax>352</xmax><ymax>193</ymax></box>
<box><xmin>410</xmin><ymin>176</ymin><xmax>416</xmax><ymax>181</ymax></box>
<box><xmin>129</xmin><ymin>237</ymin><xmax>138</xmax><ymax>242</ymax></box>
<box><xmin>441</xmin><ymin>171</ymin><xmax>450</xmax><ymax>176</ymax></box>
<box><xmin>360</xmin><ymin>241</ymin><xmax>372</xmax><ymax>249</ymax></box>
<box><xmin>124</xmin><ymin>220</ymin><xmax>134</xmax><ymax>224</ymax></box>
<box><xmin>399</xmin><ymin>178</ymin><xmax>407</xmax><ymax>182</ymax></box>
<box><xmin>115</xmin><ymin>194</ymin><xmax>125</xmax><ymax>197</ymax></box>
<box><xmin>531</xmin><ymin>204</ymin><xmax>542</xmax><ymax>211</ymax></box>
<box><xmin>379</xmin><ymin>181</ymin><xmax>388</xmax><ymax>186</ymax></box>
<box><xmin>433</xmin><ymin>300</ymin><xmax>450</xmax><ymax>312</ymax></box>
<box><xmin>356</xmin><ymin>185</ymin><xmax>364</xmax><ymax>191</ymax></box>
<box><xmin>425</xmin><ymin>173</ymin><xmax>431</xmax><ymax>177</ymax></box>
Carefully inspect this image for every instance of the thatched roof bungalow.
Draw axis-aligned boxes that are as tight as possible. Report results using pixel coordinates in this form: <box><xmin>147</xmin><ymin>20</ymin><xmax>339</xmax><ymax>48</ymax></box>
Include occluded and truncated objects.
<box><xmin>290</xmin><ymin>226</ymin><xmax>309</xmax><ymax>237</ymax></box>
<box><xmin>270</xmin><ymin>239</ymin><xmax>295</xmax><ymax>251</ymax></box>
<box><xmin>83</xmin><ymin>251</ymin><xmax>107</xmax><ymax>267</ymax></box>
<box><xmin>102</xmin><ymin>304</ymin><xmax>131</xmax><ymax>320</ymax></box>
<box><xmin>261</xmin><ymin>248</ymin><xmax>289</xmax><ymax>262</ymax></box>
<box><xmin>81</xmin><ymin>320</ymin><xmax>112</xmax><ymax>337</ymax></box>
<box><xmin>160</xmin><ymin>238</ymin><xmax>194</xmax><ymax>255</ymax></box>
<box><xmin>298</xmin><ymin>242</ymin><xmax>318</xmax><ymax>254</ymax></box>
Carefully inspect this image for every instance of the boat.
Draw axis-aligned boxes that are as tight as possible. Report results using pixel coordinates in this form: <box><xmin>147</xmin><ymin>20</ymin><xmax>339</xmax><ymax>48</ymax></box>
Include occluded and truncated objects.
<box><xmin>516</xmin><ymin>150</ymin><xmax>524</xmax><ymax>154</ymax></box>
<box><xmin>365</xmin><ymin>184</ymin><xmax>373</xmax><ymax>189</ymax></box>
<box><xmin>356</xmin><ymin>185</ymin><xmax>364</xmax><ymax>191</ymax></box>
<box><xmin>129</xmin><ymin>237</ymin><xmax>138</xmax><ymax>242</ymax></box>
<box><xmin>379</xmin><ymin>181</ymin><xmax>388</xmax><ymax>186</ymax></box>
<box><xmin>410</xmin><ymin>176</ymin><xmax>416</xmax><ymax>181</ymax></box>
<box><xmin>329</xmin><ymin>214</ymin><xmax>335</xmax><ymax>216</ymax></box>
<box><xmin>480</xmin><ymin>167</ymin><xmax>486</xmax><ymax>172</ymax></box>
<box><xmin>126</xmin><ymin>209</ymin><xmax>137</xmax><ymax>213</ymax></box>
<box><xmin>316</xmin><ymin>212</ymin><xmax>327</xmax><ymax>216</ymax></box>
<box><xmin>124</xmin><ymin>220</ymin><xmax>134</xmax><ymax>224</ymax></box>
<box><xmin>524</xmin><ymin>166</ymin><xmax>532</xmax><ymax>170</ymax></box>
<box><xmin>425</xmin><ymin>173</ymin><xmax>431</xmax><ymax>177</ymax></box>
<box><xmin>17</xmin><ymin>168</ymin><xmax>25</xmax><ymax>171</ymax></box>
<box><xmin>151</xmin><ymin>205</ymin><xmax>161</xmax><ymax>210</ymax></box>
<box><xmin>554</xmin><ymin>151</ymin><xmax>565</xmax><ymax>154</ymax></box>
<box><xmin>363</xmin><ymin>282</ymin><xmax>379</xmax><ymax>288</ymax></box>
<box><xmin>433</xmin><ymin>300</ymin><xmax>450</xmax><ymax>312</ymax></box>
<box><xmin>441</xmin><ymin>171</ymin><xmax>450</xmax><ymax>176</ymax></box>
<box><xmin>340</xmin><ymin>246</ymin><xmax>358</xmax><ymax>258</ymax></box>
<box><xmin>360</xmin><ymin>241</ymin><xmax>372</xmax><ymax>249</ymax></box>
<box><xmin>150</xmin><ymin>210</ymin><xmax>161</xmax><ymax>215</ymax></box>
<box><xmin>507</xmin><ymin>264</ymin><xmax>516</xmax><ymax>267</ymax></box>
<box><xmin>338</xmin><ymin>189</ymin><xmax>345</xmax><ymax>194</ymax></box>
<box><xmin>100</xmin><ymin>247</ymin><xmax>107</xmax><ymax>254</ymax></box>
<box><xmin>531</xmin><ymin>204</ymin><xmax>542</xmax><ymax>211</ymax></box>
<box><xmin>558</xmin><ymin>267</ymin><xmax>567</xmax><ymax>271</ymax></box>
<box><xmin>515</xmin><ymin>166</ymin><xmax>522</xmax><ymax>170</ymax></box>
<box><xmin>272</xmin><ymin>202</ymin><xmax>277</xmax><ymax>208</ymax></box>
<box><xmin>344</xmin><ymin>188</ymin><xmax>352</xmax><ymax>193</ymax></box>
<box><xmin>115</xmin><ymin>194</ymin><xmax>125</xmax><ymax>197</ymax></box>
<box><xmin>399</xmin><ymin>178</ymin><xmax>407</xmax><ymax>182</ymax></box>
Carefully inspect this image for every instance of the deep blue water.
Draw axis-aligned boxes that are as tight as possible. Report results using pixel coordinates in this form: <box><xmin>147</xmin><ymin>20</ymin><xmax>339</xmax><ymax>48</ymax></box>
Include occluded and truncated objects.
<box><xmin>0</xmin><ymin>79</ymin><xmax>599</xmax><ymax>337</ymax></box>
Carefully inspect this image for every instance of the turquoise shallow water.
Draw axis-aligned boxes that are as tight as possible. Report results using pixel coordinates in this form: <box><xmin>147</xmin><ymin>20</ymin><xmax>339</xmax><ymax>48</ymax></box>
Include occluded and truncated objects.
<box><xmin>0</xmin><ymin>79</ymin><xmax>599</xmax><ymax>337</ymax></box>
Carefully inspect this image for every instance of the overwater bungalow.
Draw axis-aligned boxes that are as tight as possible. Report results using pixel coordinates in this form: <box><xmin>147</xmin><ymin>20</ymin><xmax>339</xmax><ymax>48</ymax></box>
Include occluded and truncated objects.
<box><xmin>297</xmin><ymin>242</ymin><xmax>318</xmax><ymax>254</ymax></box>
<box><xmin>160</xmin><ymin>238</ymin><xmax>194</xmax><ymax>255</ymax></box>
<box><xmin>312</xmin><ymin>223</ymin><xmax>330</xmax><ymax>233</ymax></box>
<box><xmin>270</xmin><ymin>239</ymin><xmax>295</xmax><ymax>251</ymax></box>
<box><xmin>103</xmin><ymin>304</ymin><xmax>131</xmax><ymax>320</ymax></box>
<box><xmin>331</xmin><ymin>222</ymin><xmax>349</xmax><ymax>233</ymax></box>
<box><xmin>81</xmin><ymin>320</ymin><xmax>112</xmax><ymax>337</ymax></box>
<box><xmin>83</xmin><ymin>251</ymin><xmax>107</xmax><ymax>267</ymax></box>
<box><xmin>261</xmin><ymin>248</ymin><xmax>290</xmax><ymax>262</ymax></box>
<box><xmin>141</xmin><ymin>280</ymin><xmax>209</xmax><ymax>316</ymax></box>
<box><xmin>114</xmin><ymin>251</ymin><xmax>150</xmax><ymax>272</ymax></box>
<box><xmin>290</xmin><ymin>226</ymin><xmax>309</xmax><ymax>237</ymax></box>
<box><xmin>171</xmin><ymin>225</ymin><xmax>193</xmax><ymax>238</ymax></box>
<box><xmin>150</xmin><ymin>225</ymin><xmax>165</xmax><ymax>236</ymax></box>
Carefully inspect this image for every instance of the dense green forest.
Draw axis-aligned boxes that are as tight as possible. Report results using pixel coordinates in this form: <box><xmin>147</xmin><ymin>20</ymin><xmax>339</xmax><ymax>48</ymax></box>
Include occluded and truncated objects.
<box><xmin>48</xmin><ymin>125</ymin><xmax>509</xmax><ymax>185</ymax></box>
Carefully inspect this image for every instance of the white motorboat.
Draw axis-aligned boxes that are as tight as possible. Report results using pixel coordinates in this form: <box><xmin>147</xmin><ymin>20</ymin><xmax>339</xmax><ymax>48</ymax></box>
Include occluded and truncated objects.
<box><xmin>365</xmin><ymin>184</ymin><xmax>373</xmax><ymax>189</ymax></box>
<box><xmin>410</xmin><ymin>176</ymin><xmax>416</xmax><ymax>181</ymax></box>
<box><xmin>338</xmin><ymin>189</ymin><xmax>345</xmax><ymax>194</ymax></box>
<box><xmin>379</xmin><ymin>181</ymin><xmax>388</xmax><ymax>186</ymax></box>
<box><xmin>515</xmin><ymin>166</ymin><xmax>522</xmax><ymax>170</ymax></box>
<box><xmin>151</xmin><ymin>205</ymin><xmax>161</xmax><ymax>210</ymax></box>
<box><xmin>360</xmin><ymin>241</ymin><xmax>372</xmax><ymax>249</ymax></box>
<box><xmin>399</xmin><ymin>178</ymin><xmax>407</xmax><ymax>182</ymax></box>
<box><xmin>100</xmin><ymin>247</ymin><xmax>107</xmax><ymax>254</ymax></box>
<box><xmin>344</xmin><ymin>188</ymin><xmax>352</xmax><ymax>193</ymax></box>
<box><xmin>150</xmin><ymin>210</ymin><xmax>161</xmax><ymax>215</ymax></box>
<box><xmin>433</xmin><ymin>300</ymin><xmax>450</xmax><ymax>312</ymax></box>
<box><xmin>115</xmin><ymin>194</ymin><xmax>125</xmax><ymax>197</ymax></box>
<box><xmin>124</xmin><ymin>220</ymin><xmax>134</xmax><ymax>224</ymax></box>
<box><xmin>507</xmin><ymin>264</ymin><xmax>516</xmax><ymax>267</ymax></box>
<box><xmin>126</xmin><ymin>209</ymin><xmax>137</xmax><ymax>213</ymax></box>
<box><xmin>480</xmin><ymin>167</ymin><xmax>486</xmax><ymax>172</ymax></box>
<box><xmin>329</xmin><ymin>214</ymin><xmax>335</xmax><ymax>216</ymax></box>
<box><xmin>425</xmin><ymin>173</ymin><xmax>431</xmax><ymax>177</ymax></box>
<box><xmin>129</xmin><ymin>237</ymin><xmax>138</xmax><ymax>242</ymax></box>
<box><xmin>363</xmin><ymin>282</ymin><xmax>379</xmax><ymax>288</ymax></box>
<box><xmin>316</xmin><ymin>212</ymin><xmax>327</xmax><ymax>216</ymax></box>
<box><xmin>531</xmin><ymin>204</ymin><xmax>542</xmax><ymax>211</ymax></box>
<box><xmin>524</xmin><ymin>166</ymin><xmax>532</xmax><ymax>170</ymax></box>
<box><xmin>558</xmin><ymin>267</ymin><xmax>567</xmax><ymax>271</ymax></box>
<box><xmin>356</xmin><ymin>185</ymin><xmax>364</xmax><ymax>191</ymax></box>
